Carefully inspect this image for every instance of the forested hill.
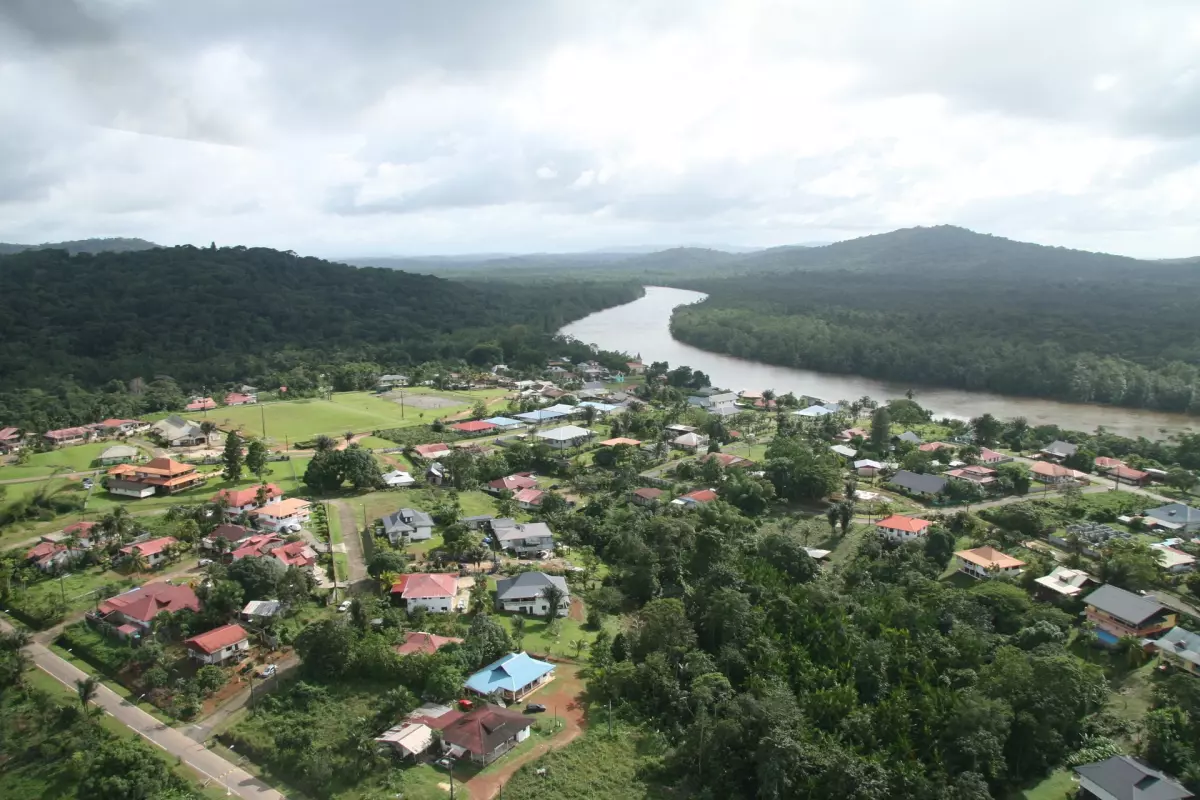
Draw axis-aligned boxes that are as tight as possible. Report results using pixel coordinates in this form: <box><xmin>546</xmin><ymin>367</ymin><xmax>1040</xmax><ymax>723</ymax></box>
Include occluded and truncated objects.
<box><xmin>669</xmin><ymin>227</ymin><xmax>1200</xmax><ymax>414</ymax></box>
<box><xmin>0</xmin><ymin>245</ymin><xmax>641</xmax><ymax>394</ymax></box>
<box><xmin>0</xmin><ymin>237</ymin><xmax>160</xmax><ymax>255</ymax></box>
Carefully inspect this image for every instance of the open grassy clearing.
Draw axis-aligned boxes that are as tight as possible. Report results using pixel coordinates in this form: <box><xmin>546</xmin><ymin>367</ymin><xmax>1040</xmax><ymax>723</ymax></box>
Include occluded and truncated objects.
<box><xmin>502</xmin><ymin>613</ymin><xmax>614</xmax><ymax>661</ymax></box>
<box><xmin>10</xmin><ymin>567</ymin><xmax>140</xmax><ymax>616</ymax></box>
<box><xmin>1007</xmin><ymin>768</ymin><xmax>1078</xmax><ymax>800</ymax></box>
<box><xmin>345</xmin><ymin>487</ymin><xmax>502</xmax><ymax>526</ymax></box>
<box><xmin>0</xmin><ymin>441</ymin><xmax>126</xmax><ymax>481</ymax></box>
<box><xmin>354</xmin><ymin>435</ymin><xmax>398</xmax><ymax>450</ymax></box>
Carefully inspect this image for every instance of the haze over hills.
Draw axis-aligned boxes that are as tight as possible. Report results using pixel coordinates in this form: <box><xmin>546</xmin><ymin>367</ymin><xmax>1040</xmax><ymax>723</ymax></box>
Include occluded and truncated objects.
<box><xmin>0</xmin><ymin>237</ymin><xmax>160</xmax><ymax>256</ymax></box>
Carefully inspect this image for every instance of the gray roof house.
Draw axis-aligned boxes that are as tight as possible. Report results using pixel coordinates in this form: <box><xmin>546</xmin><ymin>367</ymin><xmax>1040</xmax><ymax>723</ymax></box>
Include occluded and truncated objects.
<box><xmin>888</xmin><ymin>470</ymin><xmax>948</xmax><ymax>497</ymax></box>
<box><xmin>495</xmin><ymin>572</ymin><xmax>570</xmax><ymax>617</ymax></box>
<box><xmin>492</xmin><ymin>520</ymin><xmax>554</xmax><ymax>556</ymax></box>
<box><xmin>1041</xmin><ymin>440</ymin><xmax>1079</xmax><ymax>459</ymax></box>
<box><xmin>1074</xmin><ymin>755</ymin><xmax>1192</xmax><ymax>800</ymax></box>
<box><xmin>1150</xmin><ymin>626</ymin><xmax>1200</xmax><ymax>675</ymax></box>
<box><xmin>897</xmin><ymin>431</ymin><xmax>923</xmax><ymax>445</ymax></box>
<box><xmin>151</xmin><ymin>415</ymin><xmax>207</xmax><ymax>447</ymax></box>
<box><xmin>382</xmin><ymin>508</ymin><xmax>435</xmax><ymax>544</ymax></box>
<box><xmin>1145</xmin><ymin>503</ymin><xmax>1200</xmax><ymax>533</ymax></box>
<box><xmin>1083</xmin><ymin>584</ymin><xmax>1170</xmax><ymax>631</ymax></box>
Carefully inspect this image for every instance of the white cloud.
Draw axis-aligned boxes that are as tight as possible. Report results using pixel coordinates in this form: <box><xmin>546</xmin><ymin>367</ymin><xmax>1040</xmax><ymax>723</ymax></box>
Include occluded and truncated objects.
<box><xmin>0</xmin><ymin>0</ymin><xmax>1198</xmax><ymax>257</ymax></box>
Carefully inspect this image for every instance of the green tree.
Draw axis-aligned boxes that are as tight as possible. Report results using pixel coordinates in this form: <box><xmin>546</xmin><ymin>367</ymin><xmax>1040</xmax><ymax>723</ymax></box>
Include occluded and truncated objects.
<box><xmin>294</xmin><ymin>619</ymin><xmax>357</xmax><ymax>679</ymax></box>
<box><xmin>1167</xmin><ymin>467</ymin><xmax>1197</xmax><ymax>494</ymax></box>
<box><xmin>970</xmin><ymin>413</ymin><xmax>1003</xmax><ymax>446</ymax></box>
<box><xmin>245</xmin><ymin>439</ymin><xmax>269</xmax><ymax>478</ymax></box>
<box><xmin>511</xmin><ymin>614</ymin><xmax>526</xmax><ymax>649</ymax></box>
<box><xmin>869</xmin><ymin>406</ymin><xmax>891</xmax><ymax>454</ymax></box>
<box><xmin>923</xmin><ymin>526</ymin><xmax>956</xmax><ymax>568</ymax></box>
<box><xmin>466</xmin><ymin>614</ymin><xmax>514</xmax><ymax>664</ymax></box>
<box><xmin>76</xmin><ymin>675</ymin><xmax>99</xmax><ymax>711</ymax></box>
<box><xmin>471</xmin><ymin>399</ymin><xmax>488</xmax><ymax>419</ymax></box>
<box><xmin>542</xmin><ymin>582</ymin><xmax>567</xmax><ymax>621</ymax></box>
<box><xmin>221</xmin><ymin>431</ymin><xmax>243</xmax><ymax>481</ymax></box>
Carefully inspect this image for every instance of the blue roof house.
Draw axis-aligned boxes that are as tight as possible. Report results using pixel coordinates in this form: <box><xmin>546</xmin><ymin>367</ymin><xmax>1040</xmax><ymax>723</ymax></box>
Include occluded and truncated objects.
<box><xmin>464</xmin><ymin>652</ymin><xmax>556</xmax><ymax>702</ymax></box>
<box><xmin>515</xmin><ymin>408</ymin><xmax>568</xmax><ymax>424</ymax></box>
<box><xmin>483</xmin><ymin>417</ymin><xmax>524</xmax><ymax>430</ymax></box>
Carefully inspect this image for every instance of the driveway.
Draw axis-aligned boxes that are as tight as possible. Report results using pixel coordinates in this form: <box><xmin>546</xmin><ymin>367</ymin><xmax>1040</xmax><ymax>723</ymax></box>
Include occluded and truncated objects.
<box><xmin>330</xmin><ymin>500</ymin><xmax>369</xmax><ymax>587</ymax></box>
<box><xmin>0</xmin><ymin>615</ymin><xmax>284</xmax><ymax>800</ymax></box>
<box><xmin>184</xmin><ymin>653</ymin><xmax>301</xmax><ymax>743</ymax></box>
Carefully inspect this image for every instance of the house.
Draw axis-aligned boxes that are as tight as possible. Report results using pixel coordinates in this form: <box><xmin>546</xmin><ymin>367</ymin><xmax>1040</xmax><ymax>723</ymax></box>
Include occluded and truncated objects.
<box><xmin>382</xmin><ymin>508</ymin><xmax>435</xmax><ymax>544</ymax></box>
<box><xmin>382</xmin><ymin>469</ymin><xmax>416</xmax><ymax>488</ymax></box>
<box><xmin>1145</xmin><ymin>503</ymin><xmax>1200</xmax><ymax>533</ymax></box>
<box><xmin>61</xmin><ymin>520</ymin><xmax>99</xmax><ymax>548</ymax></box>
<box><xmin>224</xmin><ymin>392</ymin><xmax>257</xmax><ymax>406</ymax></box>
<box><xmin>793</xmin><ymin>404</ymin><xmax>840</xmax><ymax>418</ymax></box>
<box><xmin>665</xmin><ymin>424</ymin><xmax>697</xmax><ymax>435</ymax></box>
<box><xmin>626</xmin><ymin>361</ymin><xmax>645</xmax><ymax>374</ymax></box>
<box><xmin>1033</xmin><ymin>567</ymin><xmax>1096</xmax><ymax>599</ymax></box>
<box><xmin>1148</xmin><ymin>627</ymin><xmax>1200</xmax><ymax>678</ymax></box>
<box><xmin>204</xmin><ymin>523</ymin><xmax>253</xmax><ymax>550</ymax></box>
<box><xmin>482</xmin><ymin>416</ymin><xmax>524</xmax><ymax>431</ymax></box>
<box><xmin>1031</xmin><ymin>461</ymin><xmax>1089</xmax><ymax>485</ymax></box>
<box><xmin>875</xmin><ymin>514</ymin><xmax>932</xmax><ymax>542</ymax></box>
<box><xmin>106</xmin><ymin>456</ymin><xmax>204</xmax><ymax>498</ymax></box>
<box><xmin>854</xmin><ymin>459</ymin><xmax>883</xmax><ymax>477</ymax></box>
<box><xmin>978</xmin><ymin>447</ymin><xmax>1010</xmax><ymax>464</ymax></box>
<box><xmin>1094</xmin><ymin>456</ymin><xmax>1126</xmax><ymax>471</ymax></box>
<box><xmin>1083</xmin><ymin>584</ymin><xmax>1176</xmax><ymax>645</ymax></box>
<box><xmin>671</xmin><ymin>432</ymin><xmax>709</xmax><ymax>452</ymax></box>
<box><xmin>495</xmin><ymin>572</ymin><xmax>570</xmax><ymax>617</ymax></box>
<box><xmin>698</xmin><ymin>452</ymin><xmax>754</xmax><ymax>469</ymax></box>
<box><xmin>1110</xmin><ymin>464</ymin><xmax>1151</xmax><ymax>486</ymax></box>
<box><xmin>395</xmin><ymin>631</ymin><xmax>464</xmax><ymax>656</ymax></box>
<box><xmin>99</xmin><ymin>418</ymin><xmax>146</xmax><ymax>437</ymax></box>
<box><xmin>377</xmin><ymin>374</ymin><xmax>409</xmax><ymax>389</ymax></box>
<box><xmin>44</xmin><ymin>426</ymin><xmax>91</xmax><ymax>446</ymax></box>
<box><xmin>515</xmin><ymin>408</ymin><xmax>568</xmax><ymax>424</ymax></box>
<box><xmin>1074</xmin><ymin>755</ymin><xmax>1192</xmax><ymax>800</ymax></box>
<box><xmin>1040</xmin><ymin>440</ymin><xmax>1078</xmax><ymax>460</ymax></box>
<box><xmin>1151</xmin><ymin>543</ymin><xmax>1197</xmax><ymax>573</ymax></box>
<box><xmin>242</xmin><ymin>600</ymin><xmax>283</xmax><ymax>621</ymax></box>
<box><xmin>600</xmin><ymin>437</ymin><xmax>643</xmax><ymax>447</ymax></box>
<box><xmin>888</xmin><ymin>470</ymin><xmax>948</xmax><ymax>498</ymax></box>
<box><xmin>24</xmin><ymin>542</ymin><xmax>80</xmax><ymax>572</ymax></box>
<box><xmin>412</xmin><ymin>443</ymin><xmax>452</xmax><ymax>460</ymax></box>
<box><xmin>674</xmin><ymin>488</ymin><xmax>718</xmax><ymax>507</ymax></box>
<box><xmin>440</xmin><ymin>704</ymin><xmax>534</xmax><ymax>765</ymax></box>
<box><xmin>252</xmin><ymin>497</ymin><xmax>311</xmax><ymax>532</ymax></box>
<box><xmin>425</xmin><ymin>462</ymin><xmax>447</xmax><ymax>486</ymax></box>
<box><xmin>535</xmin><ymin>425</ymin><xmax>593</xmax><ymax>450</ymax></box>
<box><xmin>186</xmin><ymin>397</ymin><xmax>217</xmax><ymax>412</ymax></box>
<box><xmin>451</xmin><ymin>420</ymin><xmax>498</xmax><ymax>435</ymax></box>
<box><xmin>270</xmin><ymin>540</ymin><xmax>318</xmax><ymax>569</ymax></box>
<box><xmin>631</xmin><ymin>487</ymin><xmax>664</xmax><ymax>507</ymax></box>
<box><xmin>390</xmin><ymin>573</ymin><xmax>460</xmax><ymax>613</ymax></box>
<box><xmin>918</xmin><ymin>441</ymin><xmax>954</xmax><ymax>453</ymax></box>
<box><xmin>120</xmin><ymin>536</ymin><xmax>178</xmax><ymax>568</ymax></box>
<box><xmin>687</xmin><ymin>392</ymin><xmax>738</xmax><ymax>410</ymax></box>
<box><xmin>514</xmin><ymin>488</ymin><xmax>544</xmax><ymax>509</ymax></box>
<box><xmin>230</xmin><ymin>534</ymin><xmax>284</xmax><ymax>560</ymax></box>
<box><xmin>955</xmin><ymin>546</ymin><xmax>1025</xmax><ymax>579</ymax></box>
<box><xmin>487</xmin><ymin>473</ymin><xmax>539</xmax><ymax>494</ymax></box>
<box><xmin>97</xmin><ymin>583</ymin><xmax>201</xmax><ymax>634</ymax></box>
<box><xmin>151</xmin><ymin>415</ymin><xmax>209</xmax><ymax>447</ymax></box>
<box><xmin>463</xmin><ymin>652</ymin><xmax>556</xmax><ymax>703</ymax></box>
<box><xmin>945</xmin><ymin>465</ymin><xmax>998</xmax><ymax>486</ymax></box>
<box><xmin>213</xmin><ymin>483</ymin><xmax>282</xmax><ymax>518</ymax></box>
<box><xmin>830</xmin><ymin>444</ymin><xmax>857</xmax><ymax>460</ymax></box>
<box><xmin>896</xmin><ymin>431</ymin><xmax>923</xmax><ymax>445</ymax></box>
<box><xmin>376</xmin><ymin>722</ymin><xmax>434</xmax><ymax>759</ymax></box>
<box><xmin>184</xmin><ymin>624</ymin><xmax>250</xmax><ymax>664</ymax></box>
<box><xmin>492</xmin><ymin>520</ymin><xmax>555</xmax><ymax>556</ymax></box>
<box><xmin>99</xmin><ymin>444</ymin><xmax>140</xmax><ymax>465</ymax></box>
<box><xmin>461</xmin><ymin>514</ymin><xmax>494</xmax><ymax>530</ymax></box>
<box><xmin>836</xmin><ymin>427</ymin><xmax>869</xmax><ymax>442</ymax></box>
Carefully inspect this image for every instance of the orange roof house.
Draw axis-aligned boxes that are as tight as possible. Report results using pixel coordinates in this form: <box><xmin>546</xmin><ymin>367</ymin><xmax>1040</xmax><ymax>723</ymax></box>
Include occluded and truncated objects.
<box><xmin>413</xmin><ymin>443</ymin><xmax>453</xmax><ymax>459</ymax></box>
<box><xmin>98</xmin><ymin>583</ymin><xmax>201</xmax><ymax>625</ymax></box>
<box><xmin>185</xmin><ymin>624</ymin><xmax>249</xmax><ymax>655</ymax></box>
<box><xmin>599</xmin><ymin>437</ymin><xmax>642</xmax><ymax>447</ymax></box>
<box><xmin>955</xmin><ymin>546</ymin><xmax>1025</xmax><ymax>578</ymax></box>
<box><xmin>395</xmin><ymin>631</ymin><xmax>464</xmax><ymax>656</ymax></box>
<box><xmin>213</xmin><ymin>483</ymin><xmax>282</xmax><ymax>509</ymax></box>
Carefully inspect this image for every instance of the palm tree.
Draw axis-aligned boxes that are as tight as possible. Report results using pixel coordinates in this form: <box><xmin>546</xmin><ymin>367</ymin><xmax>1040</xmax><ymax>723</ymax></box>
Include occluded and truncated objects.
<box><xmin>511</xmin><ymin>614</ymin><xmax>526</xmax><ymax>649</ymax></box>
<box><xmin>76</xmin><ymin>676</ymin><xmax>99</xmax><ymax>711</ymax></box>
<box><xmin>838</xmin><ymin>501</ymin><xmax>854</xmax><ymax>536</ymax></box>
<box><xmin>199</xmin><ymin>420</ymin><xmax>218</xmax><ymax>443</ymax></box>
<box><xmin>542</xmin><ymin>584</ymin><xmax>567</xmax><ymax>621</ymax></box>
<box><xmin>128</xmin><ymin>549</ymin><xmax>150</xmax><ymax>573</ymax></box>
<box><xmin>571</xmin><ymin>638</ymin><xmax>589</xmax><ymax>659</ymax></box>
<box><xmin>825</xmin><ymin>506</ymin><xmax>839</xmax><ymax>536</ymax></box>
<box><xmin>99</xmin><ymin>505</ymin><xmax>135</xmax><ymax>543</ymax></box>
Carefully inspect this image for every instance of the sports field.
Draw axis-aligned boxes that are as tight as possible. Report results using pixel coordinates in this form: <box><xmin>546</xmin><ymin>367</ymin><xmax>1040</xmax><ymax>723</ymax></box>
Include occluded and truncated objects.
<box><xmin>182</xmin><ymin>389</ymin><xmax>505</xmax><ymax>444</ymax></box>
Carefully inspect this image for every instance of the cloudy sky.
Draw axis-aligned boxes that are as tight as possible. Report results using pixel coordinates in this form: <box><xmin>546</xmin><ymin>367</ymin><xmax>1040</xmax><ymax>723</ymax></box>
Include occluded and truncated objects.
<box><xmin>2</xmin><ymin>0</ymin><xmax>1199</xmax><ymax>258</ymax></box>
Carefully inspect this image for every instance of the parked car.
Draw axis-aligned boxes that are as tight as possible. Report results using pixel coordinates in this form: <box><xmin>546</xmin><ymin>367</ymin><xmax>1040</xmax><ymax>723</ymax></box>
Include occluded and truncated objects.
<box><xmin>82</xmin><ymin>478</ymin><xmax>94</xmax><ymax>489</ymax></box>
<box><xmin>259</xmin><ymin>664</ymin><xmax>277</xmax><ymax>678</ymax></box>
<box><xmin>198</xmin><ymin>558</ymin><xmax>213</xmax><ymax>567</ymax></box>
<box><xmin>287</xmin><ymin>522</ymin><xmax>303</xmax><ymax>533</ymax></box>
<box><xmin>337</xmin><ymin>599</ymin><xmax>352</xmax><ymax>612</ymax></box>
<box><xmin>436</xmin><ymin>756</ymin><xmax>455</xmax><ymax>769</ymax></box>
<box><xmin>536</xmin><ymin>550</ymin><xmax>551</xmax><ymax>560</ymax></box>
<box><xmin>524</xmin><ymin>703</ymin><xmax>546</xmax><ymax>714</ymax></box>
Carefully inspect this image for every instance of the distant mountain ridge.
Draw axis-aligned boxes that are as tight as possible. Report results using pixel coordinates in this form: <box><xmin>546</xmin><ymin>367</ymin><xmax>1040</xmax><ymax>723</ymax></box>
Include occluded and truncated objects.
<box><xmin>0</xmin><ymin>237</ymin><xmax>160</xmax><ymax>256</ymax></box>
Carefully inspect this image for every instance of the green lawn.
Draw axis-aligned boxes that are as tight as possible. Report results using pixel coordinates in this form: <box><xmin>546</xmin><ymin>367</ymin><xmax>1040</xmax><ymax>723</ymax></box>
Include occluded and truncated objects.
<box><xmin>0</xmin><ymin>442</ymin><xmax>122</xmax><ymax>481</ymax></box>
<box><xmin>333</xmin><ymin>553</ymin><xmax>349</xmax><ymax>582</ymax></box>
<box><xmin>327</xmin><ymin>504</ymin><xmax>343</xmax><ymax>544</ymax></box>
<box><xmin>345</xmin><ymin>488</ymin><xmax>501</xmax><ymax>527</ymax></box>
<box><xmin>87</xmin><ymin>456</ymin><xmax>311</xmax><ymax>514</ymax></box>
<box><xmin>356</xmin><ymin>435</ymin><xmax>398</xmax><ymax>450</ymax></box>
<box><xmin>502</xmin><ymin>612</ymin><xmax>614</xmax><ymax>661</ymax></box>
<box><xmin>11</xmin><ymin>567</ymin><xmax>139</xmax><ymax>618</ymax></box>
<box><xmin>500</xmin><ymin>722</ymin><xmax>667</xmax><ymax>800</ymax></box>
<box><xmin>1007</xmin><ymin>769</ymin><xmax>1077</xmax><ymax>800</ymax></box>
<box><xmin>178</xmin><ymin>390</ymin><xmax>478</xmax><ymax>444</ymax></box>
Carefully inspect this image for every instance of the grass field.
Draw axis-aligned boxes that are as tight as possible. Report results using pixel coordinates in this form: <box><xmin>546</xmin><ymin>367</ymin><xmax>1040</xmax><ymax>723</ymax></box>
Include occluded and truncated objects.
<box><xmin>1007</xmin><ymin>769</ymin><xmax>1077</xmax><ymax>800</ymax></box>
<box><xmin>345</xmin><ymin>487</ymin><xmax>501</xmax><ymax>526</ymax></box>
<box><xmin>0</xmin><ymin>442</ymin><xmax>125</xmax><ymax>481</ymax></box>
<box><xmin>182</xmin><ymin>389</ymin><xmax>504</xmax><ymax>444</ymax></box>
<box><xmin>11</xmin><ymin>568</ymin><xmax>139</xmax><ymax>617</ymax></box>
<box><xmin>502</xmin><ymin>610</ymin><xmax>615</xmax><ymax>662</ymax></box>
<box><xmin>501</xmin><ymin>721</ymin><xmax>667</xmax><ymax>800</ymax></box>
<box><xmin>355</xmin><ymin>435</ymin><xmax>398</xmax><ymax>450</ymax></box>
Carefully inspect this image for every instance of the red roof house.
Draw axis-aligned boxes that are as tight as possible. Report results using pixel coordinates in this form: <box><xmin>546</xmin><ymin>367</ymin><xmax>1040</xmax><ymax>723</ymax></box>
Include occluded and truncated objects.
<box><xmin>514</xmin><ymin>488</ymin><xmax>544</xmax><ymax>506</ymax></box>
<box><xmin>599</xmin><ymin>437</ymin><xmax>642</xmax><ymax>447</ymax></box>
<box><xmin>186</xmin><ymin>397</ymin><xmax>217</xmax><ymax>411</ymax></box>
<box><xmin>119</xmin><ymin>536</ymin><xmax>179</xmax><ymax>567</ymax></box>
<box><xmin>698</xmin><ymin>452</ymin><xmax>754</xmax><ymax>468</ymax></box>
<box><xmin>223</xmin><ymin>393</ymin><xmax>256</xmax><ymax>406</ymax></box>
<box><xmin>918</xmin><ymin>441</ymin><xmax>954</xmax><ymax>453</ymax></box>
<box><xmin>413</xmin><ymin>443</ymin><xmax>452</xmax><ymax>459</ymax></box>
<box><xmin>440</xmin><ymin>705</ymin><xmax>534</xmax><ymax>764</ymax></box>
<box><xmin>631</xmin><ymin>487</ymin><xmax>664</xmax><ymax>505</ymax></box>
<box><xmin>270</xmin><ymin>540</ymin><xmax>318</xmax><ymax>568</ymax></box>
<box><xmin>212</xmin><ymin>483</ymin><xmax>282</xmax><ymax>511</ymax></box>
<box><xmin>1110</xmin><ymin>465</ymin><xmax>1150</xmax><ymax>485</ymax></box>
<box><xmin>451</xmin><ymin>420</ymin><xmax>498</xmax><ymax>434</ymax></box>
<box><xmin>184</xmin><ymin>624</ymin><xmax>250</xmax><ymax>663</ymax></box>
<box><xmin>488</xmin><ymin>474</ymin><xmax>538</xmax><ymax>492</ymax></box>
<box><xmin>676</xmin><ymin>488</ymin><xmax>718</xmax><ymax>505</ymax></box>
<box><xmin>1095</xmin><ymin>456</ymin><xmax>1126</xmax><ymax>470</ymax></box>
<box><xmin>875</xmin><ymin>515</ymin><xmax>933</xmax><ymax>541</ymax></box>
<box><xmin>391</xmin><ymin>573</ymin><xmax>459</xmax><ymax>612</ymax></box>
<box><xmin>98</xmin><ymin>583</ymin><xmax>201</xmax><ymax>628</ymax></box>
<box><xmin>395</xmin><ymin>631</ymin><xmax>465</xmax><ymax>656</ymax></box>
<box><xmin>0</xmin><ymin>426</ymin><xmax>19</xmax><ymax>441</ymax></box>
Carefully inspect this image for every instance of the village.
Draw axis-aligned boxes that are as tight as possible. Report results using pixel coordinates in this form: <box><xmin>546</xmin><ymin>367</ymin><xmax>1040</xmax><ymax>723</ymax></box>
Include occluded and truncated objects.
<box><xmin>3</xmin><ymin>356</ymin><xmax>1200</xmax><ymax>800</ymax></box>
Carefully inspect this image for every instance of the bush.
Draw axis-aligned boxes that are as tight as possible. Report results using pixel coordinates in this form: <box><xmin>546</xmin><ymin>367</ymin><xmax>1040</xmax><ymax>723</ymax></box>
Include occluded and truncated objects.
<box><xmin>195</xmin><ymin>665</ymin><xmax>227</xmax><ymax>695</ymax></box>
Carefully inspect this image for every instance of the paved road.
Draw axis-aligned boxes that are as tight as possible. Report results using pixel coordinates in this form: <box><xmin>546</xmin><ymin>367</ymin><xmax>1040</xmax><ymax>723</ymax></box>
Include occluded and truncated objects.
<box><xmin>0</xmin><ymin>615</ymin><xmax>285</xmax><ymax>800</ymax></box>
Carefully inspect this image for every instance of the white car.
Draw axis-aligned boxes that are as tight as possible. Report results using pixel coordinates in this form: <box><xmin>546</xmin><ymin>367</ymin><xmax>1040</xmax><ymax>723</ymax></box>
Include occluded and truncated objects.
<box><xmin>287</xmin><ymin>523</ymin><xmax>303</xmax><ymax>533</ymax></box>
<box><xmin>198</xmin><ymin>559</ymin><xmax>213</xmax><ymax>567</ymax></box>
<box><xmin>259</xmin><ymin>664</ymin><xmax>277</xmax><ymax>679</ymax></box>
<box><xmin>338</xmin><ymin>600</ymin><xmax>352</xmax><ymax>612</ymax></box>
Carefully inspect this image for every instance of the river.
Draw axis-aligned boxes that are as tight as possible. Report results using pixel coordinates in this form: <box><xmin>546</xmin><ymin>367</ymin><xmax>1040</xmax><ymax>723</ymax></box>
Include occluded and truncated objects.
<box><xmin>559</xmin><ymin>286</ymin><xmax>1198</xmax><ymax>441</ymax></box>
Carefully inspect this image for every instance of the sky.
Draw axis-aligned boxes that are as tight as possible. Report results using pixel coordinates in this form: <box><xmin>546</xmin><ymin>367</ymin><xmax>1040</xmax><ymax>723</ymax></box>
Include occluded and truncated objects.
<box><xmin>1</xmin><ymin>0</ymin><xmax>1199</xmax><ymax>259</ymax></box>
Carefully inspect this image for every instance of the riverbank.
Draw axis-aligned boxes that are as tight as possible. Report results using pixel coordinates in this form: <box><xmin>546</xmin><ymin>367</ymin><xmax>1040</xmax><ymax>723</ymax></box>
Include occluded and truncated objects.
<box><xmin>559</xmin><ymin>286</ymin><xmax>1197</xmax><ymax>440</ymax></box>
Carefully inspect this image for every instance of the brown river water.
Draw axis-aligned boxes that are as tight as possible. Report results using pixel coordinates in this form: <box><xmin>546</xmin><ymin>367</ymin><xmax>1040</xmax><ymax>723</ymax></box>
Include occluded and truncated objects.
<box><xmin>559</xmin><ymin>286</ymin><xmax>1197</xmax><ymax>441</ymax></box>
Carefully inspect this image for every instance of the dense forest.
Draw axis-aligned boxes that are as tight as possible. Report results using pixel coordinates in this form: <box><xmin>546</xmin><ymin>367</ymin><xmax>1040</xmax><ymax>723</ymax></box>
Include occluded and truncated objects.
<box><xmin>0</xmin><ymin>237</ymin><xmax>160</xmax><ymax>256</ymax></box>
<box><xmin>669</xmin><ymin>227</ymin><xmax>1200</xmax><ymax>413</ymax></box>
<box><xmin>0</xmin><ymin>246</ymin><xmax>640</xmax><ymax>430</ymax></box>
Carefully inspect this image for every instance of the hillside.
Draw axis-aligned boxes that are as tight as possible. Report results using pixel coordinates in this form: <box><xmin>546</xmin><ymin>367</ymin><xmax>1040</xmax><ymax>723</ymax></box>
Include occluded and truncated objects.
<box><xmin>0</xmin><ymin>245</ymin><xmax>639</xmax><ymax>414</ymax></box>
<box><xmin>0</xmin><ymin>237</ymin><xmax>160</xmax><ymax>255</ymax></box>
<box><xmin>669</xmin><ymin>226</ymin><xmax>1200</xmax><ymax>414</ymax></box>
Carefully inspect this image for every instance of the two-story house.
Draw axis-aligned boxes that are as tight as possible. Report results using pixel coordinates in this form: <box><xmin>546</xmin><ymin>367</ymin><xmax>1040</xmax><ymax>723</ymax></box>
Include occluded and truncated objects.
<box><xmin>954</xmin><ymin>546</ymin><xmax>1025</xmax><ymax>579</ymax></box>
<box><xmin>213</xmin><ymin>483</ymin><xmax>282</xmax><ymax>518</ymax></box>
<box><xmin>1150</xmin><ymin>627</ymin><xmax>1200</xmax><ymax>677</ymax></box>
<box><xmin>390</xmin><ymin>573</ymin><xmax>460</xmax><ymax>613</ymax></box>
<box><xmin>120</xmin><ymin>536</ymin><xmax>178</xmax><ymax>568</ymax></box>
<box><xmin>495</xmin><ymin>572</ymin><xmax>570</xmax><ymax>617</ymax></box>
<box><xmin>1084</xmin><ymin>584</ymin><xmax>1177</xmax><ymax>646</ymax></box>
<box><xmin>97</xmin><ymin>583</ymin><xmax>201</xmax><ymax>637</ymax></box>
<box><xmin>252</xmin><ymin>497</ymin><xmax>311</xmax><ymax>532</ymax></box>
<box><xmin>875</xmin><ymin>515</ymin><xmax>932</xmax><ymax>542</ymax></box>
<box><xmin>492</xmin><ymin>520</ymin><xmax>554</xmax><ymax>557</ymax></box>
<box><xmin>382</xmin><ymin>507</ymin><xmax>434</xmax><ymax>544</ymax></box>
<box><xmin>106</xmin><ymin>457</ymin><xmax>204</xmax><ymax>497</ymax></box>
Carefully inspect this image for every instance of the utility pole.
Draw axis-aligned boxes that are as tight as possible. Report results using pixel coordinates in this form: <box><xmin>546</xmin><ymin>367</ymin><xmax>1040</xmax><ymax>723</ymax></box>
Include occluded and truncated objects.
<box><xmin>260</xmin><ymin>403</ymin><xmax>267</xmax><ymax>440</ymax></box>
<box><xmin>400</xmin><ymin>390</ymin><xmax>405</xmax><ymax>419</ymax></box>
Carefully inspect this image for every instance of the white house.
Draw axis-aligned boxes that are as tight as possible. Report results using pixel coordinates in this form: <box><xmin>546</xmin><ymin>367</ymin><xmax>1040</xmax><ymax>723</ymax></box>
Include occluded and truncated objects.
<box><xmin>671</xmin><ymin>432</ymin><xmax>709</xmax><ymax>452</ymax></box>
<box><xmin>495</xmin><ymin>572</ymin><xmax>570</xmax><ymax>617</ymax></box>
<box><xmin>391</xmin><ymin>573</ymin><xmax>460</xmax><ymax>613</ymax></box>
<box><xmin>253</xmin><ymin>498</ymin><xmax>311</xmax><ymax>532</ymax></box>
<box><xmin>854</xmin><ymin>459</ymin><xmax>883</xmax><ymax>477</ymax></box>
<box><xmin>382</xmin><ymin>508</ymin><xmax>434</xmax><ymax>544</ymax></box>
<box><xmin>534</xmin><ymin>425</ymin><xmax>593</xmax><ymax>450</ymax></box>
<box><xmin>213</xmin><ymin>483</ymin><xmax>282</xmax><ymax>519</ymax></box>
<box><xmin>184</xmin><ymin>624</ymin><xmax>250</xmax><ymax>664</ymax></box>
<box><xmin>955</xmin><ymin>546</ymin><xmax>1025</xmax><ymax>579</ymax></box>
<box><xmin>874</xmin><ymin>515</ymin><xmax>932</xmax><ymax>542</ymax></box>
<box><xmin>492</xmin><ymin>520</ymin><xmax>554</xmax><ymax>556</ymax></box>
<box><xmin>382</xmin><ymin>470</ymin><xmax>416</xmax><ymax>488</ymax></box>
